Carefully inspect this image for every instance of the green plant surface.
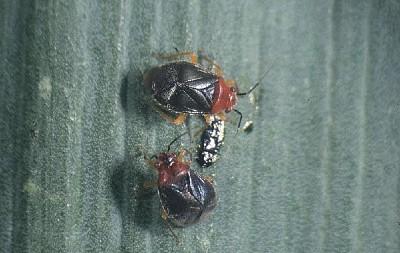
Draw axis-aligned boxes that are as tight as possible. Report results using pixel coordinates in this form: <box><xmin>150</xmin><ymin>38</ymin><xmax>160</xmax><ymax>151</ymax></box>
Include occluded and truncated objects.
<box><xmin>1</xmin><ymin>0</ymin><xmax>399</xmax><ymax>252</ymax></box>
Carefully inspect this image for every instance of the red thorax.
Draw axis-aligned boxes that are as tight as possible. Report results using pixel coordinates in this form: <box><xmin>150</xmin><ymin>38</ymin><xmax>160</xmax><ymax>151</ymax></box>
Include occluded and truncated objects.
<box><xmin>154</xmin><ymin>152</ymin><xmax>189</xmax><ymax>186</ymax></box>
<box><xmin>211</xmin><ymin>78</ymin><xmax>237</xmax><ymax>114</ymax></box>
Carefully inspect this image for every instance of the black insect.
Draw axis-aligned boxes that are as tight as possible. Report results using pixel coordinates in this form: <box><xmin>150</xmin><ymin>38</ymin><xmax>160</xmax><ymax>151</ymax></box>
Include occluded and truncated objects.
<box><xmin>197</xmin><ymin>115</ymin><xmax>225</xmax><ymax>167</ymax></box>
<box><xmin>148</xmin><ymin>136</ymin><xmax>217</xmax><ymax>228</ymax></box>
<box><xmin>144</xmin><ymin>61</ymin><xmax>218</xmax><ymax>115</ymax></box>
<box><xmin>144</xmin><ymin>51</ymin><xmax>261</xmax><ymax>127</ymax></box>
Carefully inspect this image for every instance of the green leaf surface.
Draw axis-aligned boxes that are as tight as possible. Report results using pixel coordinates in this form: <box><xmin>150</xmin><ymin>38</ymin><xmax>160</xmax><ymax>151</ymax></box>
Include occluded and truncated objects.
<box><xmin>1</xmin><ymin>0</ymin><xmax>399</xmax><ymax>252</ymax></box>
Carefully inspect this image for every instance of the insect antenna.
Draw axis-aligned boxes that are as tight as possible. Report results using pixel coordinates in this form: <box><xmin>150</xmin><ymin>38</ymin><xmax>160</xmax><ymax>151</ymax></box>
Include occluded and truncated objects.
<box><xmin>167</xmin><ymin>132</ymin><xmax>188</xmax><ymax>152</ymax></box>
<box><xmin>236</xmin><ymin>82</ymin><xmax>260</xmax><ymax>96</ymax></box>
<box><xmin>237</xmin><ymin>62</ymin><xmax>275</xmax><ymax>96</ymax></box>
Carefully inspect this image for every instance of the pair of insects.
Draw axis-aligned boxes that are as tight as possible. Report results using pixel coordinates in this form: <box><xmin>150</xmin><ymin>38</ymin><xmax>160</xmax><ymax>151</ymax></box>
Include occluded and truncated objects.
<box><xmin>143</xmin><ymin>50</ymin><xmax>261</xmax><ymax>231</ymax></box>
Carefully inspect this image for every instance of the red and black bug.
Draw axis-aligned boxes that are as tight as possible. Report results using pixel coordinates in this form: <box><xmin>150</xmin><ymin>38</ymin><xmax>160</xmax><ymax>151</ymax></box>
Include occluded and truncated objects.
<box><xmin>147</xmin><ymin>135</ymin><xmax>217</xmax><ymax>228</ymax></box>
<box><xmin>144</xmin><ymin>51</ymin><xmax>261</xmax><ymax>128</ymax></box>
<box><xmin>196</xmin><ymin>114</ymin><xmax>225</xmax><ymax>167</ymax></box>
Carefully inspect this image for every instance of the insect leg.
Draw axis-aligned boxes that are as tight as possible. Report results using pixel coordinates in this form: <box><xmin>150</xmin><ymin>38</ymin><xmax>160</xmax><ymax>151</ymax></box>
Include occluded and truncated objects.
<box><xmin>161</xmin><ymin>208</ymin><xmax>181</xmax><ymax>244</ymax></box>
<box><xmin>224</xmin><ymin>79</ymin><xmax>237</xmax><ymax>89</ymax></box>
<box><xmin>204</xmin><ymin>112</ymin><xmax>226</xmax><ymax>125</ymax></box>
<box><xmin>203</xmin><ymin>175</ymin><xmax>215</xmax><ymax>185</ymax></box>
<box><xmin>157</xmin><ymin>110</ymin><xmax>187</xmax><ymax>125</ymax></box>
<box><xmin>142</xmin><ymin>145</ymin><xmax>158</xmax><ymax>168</ymax></box>
<box><xmin>171</xmin><ymin>113</ymin><xmax>187</xmax><ymax>125</ymax></box>
<box><xmin>233</xmin><ymin>109</ymin><xmax>243</xmax><ymax>132</ymax></box>
<box><xmin>177</xmin><ymin>148</ymin><xmax>192</xmax><ymax>164</ymax></box>
<box><xmin>153</xmin><ymin>51</ymin><xmax>198</xmax><ymax>64</ymax></box>
<box><xmin>198</xmin><ymin>51</ymin><xmax>224</xmax><ymax>77</ymax></box>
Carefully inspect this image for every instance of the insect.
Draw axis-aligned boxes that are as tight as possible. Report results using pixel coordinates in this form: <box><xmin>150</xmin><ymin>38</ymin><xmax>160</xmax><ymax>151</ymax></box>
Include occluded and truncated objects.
<box><xmin>196</xmin><ymin>114</ymin><xmax>225</xmax><ymax>167</ymax></box>
<box><xmin>147</xmin><ymin>135</ymin><xmax>217</xmax><ymax>228</ymax></box>
<box><xmin>144</xmin><ymin>50</ymin><xmax>261</xmax><ymax>128</ymax></box>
